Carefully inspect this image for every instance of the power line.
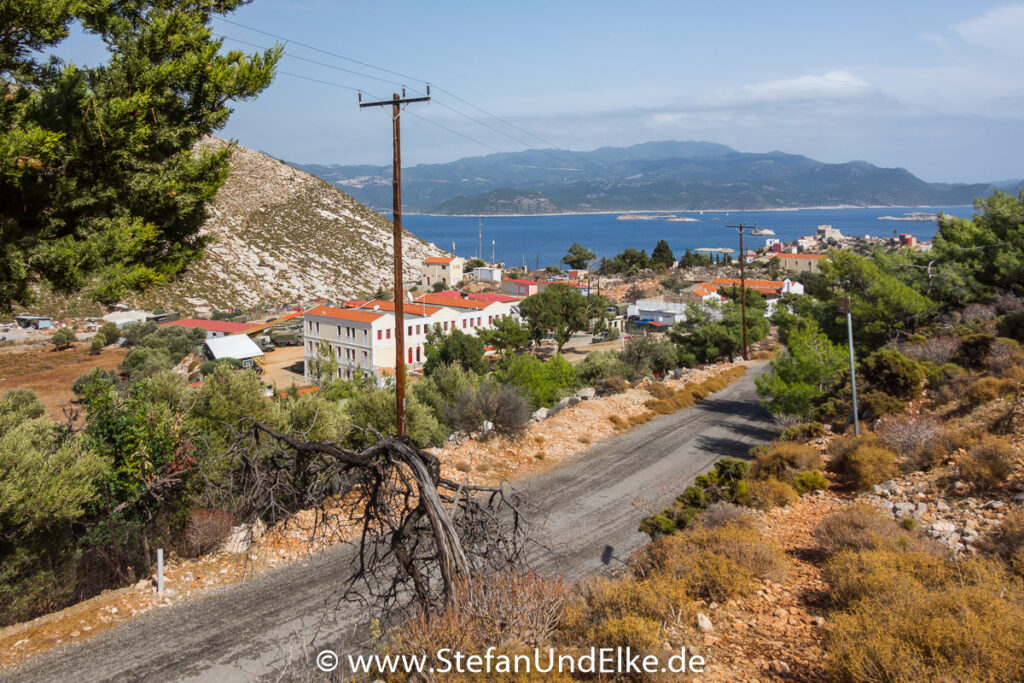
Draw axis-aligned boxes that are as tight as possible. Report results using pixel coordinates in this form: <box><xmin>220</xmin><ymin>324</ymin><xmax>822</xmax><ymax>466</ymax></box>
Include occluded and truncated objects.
<box><xmin>273</xmin><ymin>71</ymin><xmax>507</xmax><ymax>155</ymax></box>
<box><xmin>213</xmin><ymin>17</ymin><xmax>612</xmax><ymax>175</ymax></box>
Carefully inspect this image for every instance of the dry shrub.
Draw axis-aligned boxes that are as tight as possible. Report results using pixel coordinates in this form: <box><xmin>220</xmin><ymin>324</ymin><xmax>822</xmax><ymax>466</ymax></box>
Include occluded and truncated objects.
<box><xmin>813</xmin><ymin>505</ymin><xmax>909</xmax><ymax>557</ymax></box>
<box><xmin>830</xmin><ymin>441</ymin><xmax>898</xmax><ymax>490</ymax></box>
<box><xmin>596</xmin><ymin>376</ymin><xmax>629</xmax><ymax>395</ymax></box>
<box><xmin>608</xmin><ymin>414</ymin><xmax>627</xmax><ymax>429</ymax></box>
<box><xmin>898</xmin><ymin>335</ymin><xmax>960</xmax><ymax>365</ymax></box>
<box><xmin>778</xmin><ymin>421</ymin><xmax>826</xmax><ymax>443</ymax></box>
<box><xmin>959</xmin><ymin>437</ymin><xmax>1017</xmax><ymax>489</ymax></box>
<box><xmin>632</xmin><ymin>522</ymin><xmax>788</xmax><ymax>586</ymax></box>
<box><xmin>826</xmin><ymin>555</ymin><xmax>1024</xmax><ymax>683</ymax></box>
<box><xmin>693</xmin><ymin>501</ymin><xmax>752</xmax><ymax>529</ymax></box>
<box><xmin>965</xmin><ymin>376</ymin><xmax>1014</xmax><ymax>406</ymax></box>
<box><xmin>982</xmin><ymin>508</ymin><xmax>1024</xmax><ymax>576</ymax></box>
<box><xmin>395</xmin><ymin>571</ymin><xmax>570</xmax><ymax>658</ymax></box>
<box><xmin>648</xmin><ymin>382</ymin><xmax>674</xmax><ymax>400</ymax></box>
<box><xmin>750</xmin><ymin>442</ymin><xmax>822</xmax><ymax>481</ymax></box>
<box><xmin>185</xmin><ymin>508</ymin><xmax>234</xmax><ymax>557</ymax></box>
<box><xmin>824</xmin><ymin>548</ymin><xmax>953</xmax><ymax>608</ymax></box>
<box><xmin>985</xmin><ymin>337</ymin><xmax>1022</xmax><ymax>375</ymax></box>
<box><xmin>558</xmin><ymin>573</ymin><xmax>693</xmax><ymax>649</ymax></box>
<box><xmin>874</xmin><ymin>412</ymin><xmax>947</xmax><ymax>469</ymax></box>
<box><xmin>746</xmin><ymin>478</ymin><xmax>799</xmax><ymax>510</ymax></box>
<box><xmin>628</xmin><ymin>411</ymin><xmax>654</xmax><ymax>427</ymax></box>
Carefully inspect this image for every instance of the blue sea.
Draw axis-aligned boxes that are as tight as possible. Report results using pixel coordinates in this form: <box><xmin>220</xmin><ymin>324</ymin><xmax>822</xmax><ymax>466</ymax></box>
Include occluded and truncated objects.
<box><xmin>399</xmin><ymin>207</ymin><xmax>976</xmax><ymax>269</ymax></box>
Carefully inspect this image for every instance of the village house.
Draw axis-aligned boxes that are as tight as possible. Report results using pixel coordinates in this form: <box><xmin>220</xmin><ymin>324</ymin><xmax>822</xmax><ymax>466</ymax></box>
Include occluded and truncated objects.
<box><xmin>354</xmin><ymin>299</ymin><xmax>460</xmax><ymax>366</ymax></box>
<box><xmin>680</xmin><ymin>283</ymin><xmax>724</xmax><ymax>304</ymax></box>
<box><xmin>204</xmin><ymin>335</ymin><xmax>265</xmax><ymax>373</ymax></box>
<box><xmin>420</xmin><ymin>256</ymin><xmax>464</xmax><ymax>288</ymax></box>
<box><xmin>777</xmin><ymin>253</ymin><xmax>827</xmax><ymax>273</ymax></box>
<box><xmin>303</xmin><ymin>305</ymin><xmax>395</xmax><ymax>382</ymax></box>
<box><xmin>414</xmin><ymin>293</ymin><xmax>516</xmax><ymax>334</ymax></box>
<box><xmin>501</xmin><ymin>278</ymin><xmax>540</xmax><ymax>297</ymax></box>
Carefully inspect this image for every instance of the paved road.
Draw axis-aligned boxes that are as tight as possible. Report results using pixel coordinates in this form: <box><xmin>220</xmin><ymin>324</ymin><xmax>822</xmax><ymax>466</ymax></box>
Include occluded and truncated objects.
<box><xmin>2</xmin><ymin>364</ymin><xmax>777</xmax><ymax>683</ymax></box>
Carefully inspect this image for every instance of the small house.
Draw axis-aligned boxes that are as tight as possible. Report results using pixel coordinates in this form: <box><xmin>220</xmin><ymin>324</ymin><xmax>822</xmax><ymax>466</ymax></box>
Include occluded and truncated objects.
<box><xmin>204</xmin><ymin>335</ymin><xmax>265</xmax><ymax>373</ymax></box>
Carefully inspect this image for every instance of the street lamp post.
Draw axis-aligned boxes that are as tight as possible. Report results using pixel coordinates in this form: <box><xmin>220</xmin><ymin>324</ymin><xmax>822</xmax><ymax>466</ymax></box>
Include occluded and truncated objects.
<box><xmin>837</xmin><ymin>296</ymin><xmax>860</xmax><ymax>435</ymax></box>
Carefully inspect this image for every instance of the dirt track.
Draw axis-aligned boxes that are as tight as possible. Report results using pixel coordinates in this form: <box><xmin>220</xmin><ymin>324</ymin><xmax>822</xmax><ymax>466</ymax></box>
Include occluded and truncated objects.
<box><xmin>0</xmin><ymin>344</ymin><xmax>127</xmax><ymax>419</ymax></box>
<box><xmin>0</xmin><ymin>363</ymin><xmax>777</xmax><ymax>682</ymax></box>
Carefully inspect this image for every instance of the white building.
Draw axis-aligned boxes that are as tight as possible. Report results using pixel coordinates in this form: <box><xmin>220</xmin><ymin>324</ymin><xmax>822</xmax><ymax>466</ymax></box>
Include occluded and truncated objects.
<box><xmin>471</xmin><ymin>266</ymin><xmax>502</xmax><ymax>283</ymax></box>
<box><xmin>628</xmin><ymin>299</ymin><xmax>691</xmax><ymax>326</ymax></box>
<box><xmin>204</xmin><ymin>335</ymin><xmax>265</xmax><ymax>373</ymax></box>
<box><xmin>415</xmin><ymin>293</ymin><xmax>515</xmax><ymax>335</ymax></box>
<box><xmin>303</xmin><ymin>305</ymin><xmax>395</xmax><ymax>382</ymax></box>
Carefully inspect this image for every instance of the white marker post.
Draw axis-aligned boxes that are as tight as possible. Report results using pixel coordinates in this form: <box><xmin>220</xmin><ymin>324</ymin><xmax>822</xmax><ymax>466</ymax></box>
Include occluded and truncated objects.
<box><xmin>157</xmin><ymin>548</ymin><xmax>165</xmax><ymax>593</ymax></box>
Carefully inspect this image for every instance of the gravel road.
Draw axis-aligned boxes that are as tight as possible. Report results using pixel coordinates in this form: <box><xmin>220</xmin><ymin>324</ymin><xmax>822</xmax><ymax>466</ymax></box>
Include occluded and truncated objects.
<box><xmin>2</xmin><ymin>363</ymin><xmax>776</xmax><ymax>682</ymax></box>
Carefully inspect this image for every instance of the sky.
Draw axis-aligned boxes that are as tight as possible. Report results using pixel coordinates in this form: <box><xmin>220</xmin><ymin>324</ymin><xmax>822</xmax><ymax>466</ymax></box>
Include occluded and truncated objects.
<box><xmin>57</xmin><ymin>1</ymin><xmax>1024</xmax><ymax>183</ymax></box>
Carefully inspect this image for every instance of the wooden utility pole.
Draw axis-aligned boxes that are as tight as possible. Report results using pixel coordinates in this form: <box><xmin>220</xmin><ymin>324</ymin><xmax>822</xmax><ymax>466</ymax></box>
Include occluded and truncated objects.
<box><xmin>725</xmin><ymin>223</ymin><xmax>754</xmax><ymax>361</ymax></box>
<box><xmin>360</xmin><ymin>89</ymin><xmax>430</xmax><ymax>436</ymax></box>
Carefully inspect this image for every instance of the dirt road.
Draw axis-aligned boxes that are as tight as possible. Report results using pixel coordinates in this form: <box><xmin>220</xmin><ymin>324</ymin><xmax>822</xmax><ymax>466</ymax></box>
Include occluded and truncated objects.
<box><xmin>1</xmin><ymin>364</ymin><xmax>776</xmax><ymax>682</ymax></box>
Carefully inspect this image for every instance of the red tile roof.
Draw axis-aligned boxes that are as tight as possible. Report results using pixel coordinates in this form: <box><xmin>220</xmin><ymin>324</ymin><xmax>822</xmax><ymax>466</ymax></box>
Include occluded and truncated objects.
<box><xmin>160</xmin><ymin>319</ymin><xmax>253</xmax><ymax>334</ymax></box>
<box><xmin>415</xmin><ymin>293</ymin><xmax>496</xmax><ymax>310</ymax></box>
<box><xmin>711</xmin><ymin>278</ymin><xmax>786</xmax><ymax>289</ymax></box>
<box><xmin>359</xmin><ymin>299</ymin><xmax>444</xmax><ymax>316</ymax></box>
<box><xmin>778</xmin><ymin>253</ymin><xmax>827</xmax><ymax>260</ymax></box>
<box><xmin>305</xmin><ymin>305</ymin><xmax>384</xmax><ymax>323</ymax></box>
<box><xmin>423</xmin><ymin>256</ymin><xmax>456</xmax><ymax>264</ymax></box>
<box><xmin>423</xmin><ymin>290</ymin><xmax>465</xmax><ymax>299</ymax></box>
<box><xmin>467</xmin><ymin>292</ymin><xmax>522</xmax><ymax>303</ymax></box>
<box><xmin>502</xmin><ymin>278</ymin><xmax>539</xmax><ymax>286</ymax></box>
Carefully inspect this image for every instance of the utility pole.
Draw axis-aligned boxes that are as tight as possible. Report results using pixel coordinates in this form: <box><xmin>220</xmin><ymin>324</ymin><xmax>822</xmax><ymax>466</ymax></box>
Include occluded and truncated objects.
<box><xmin>360</xmin><ymin>89</ymin><xmax>430</xmax><ymax>436</ymax></box>
<box><xmin>724</xmin><ymin>223</ymin><xmax>753</xmax><ymax>360</ymax></box>
<box><xmin>837</xmin><ymin>296</ymin><xmax>860</xmax><ymax>435</ymax></box>
<box><xmin>478</xmin><ymin>218</ymin><xmax>482</xmax><ymax>260</ymax></box>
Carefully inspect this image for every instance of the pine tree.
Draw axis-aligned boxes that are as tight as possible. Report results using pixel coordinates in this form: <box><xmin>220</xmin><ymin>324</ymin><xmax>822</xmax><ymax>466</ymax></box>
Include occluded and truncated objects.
<box><xmin>0</xmin><ymin>0</ymin><xmax>281</xmax><ymax>310</ymax></box>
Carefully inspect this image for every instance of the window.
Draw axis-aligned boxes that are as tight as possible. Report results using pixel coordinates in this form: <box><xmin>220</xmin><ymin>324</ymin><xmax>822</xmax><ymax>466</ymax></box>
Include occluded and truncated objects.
<box><xmin>386</xmin><ymin>328</ymin><xmax>391</xmax><ymax>339</ymax></box>
<box><xmin>477</xmin><ymin>317</ymin><xmax>482</xmax><ymax>326</ymax></box>
<box><xmin>416</xmin><ymin>324</ymin><xmax>421</xmax><ymax>335</ymax></box>
<box><xmin>316</xmin><ymin>322</ymin><xmax>320</xmax><ymax>333</ymax></box>
<box><xmin>337</xmin><ymin>325</ymin><xmax>342</xmax><ymax>337</ymax></box>
<box><xmin>488</xmin><ymin>316</ymin><xmax>493</xmax><ymax>325</ymax></box>
<box><xmin>416</xmin><ymin>347</ymin><xmax>421</xmax><ymax>362</ymax></box>
<box><xmin>462</xmin><ymin>319</ymin><xmax>467</xmax><ymax>329</ymax></box>
<box><xmin>408</xmin><ymin>348</ymin><xmax>413</xmax><ymax>364</ymax></box>
<box><xmin>408</xmin><ymin>325</ymin><xmax>412</xmax><ymax>336</ymax></box>
<box><xmin>377</xmin><ymin>330</ymin><xmax>382</xmax><ymax>341</ymax></box>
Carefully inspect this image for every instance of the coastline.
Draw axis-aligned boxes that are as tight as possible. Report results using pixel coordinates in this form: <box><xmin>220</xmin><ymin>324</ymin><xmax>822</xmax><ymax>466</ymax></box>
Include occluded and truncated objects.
<box><xmin>400</xmin><ymin>204</ymin><xmax>972</xmax><ymax>218</ymax></box>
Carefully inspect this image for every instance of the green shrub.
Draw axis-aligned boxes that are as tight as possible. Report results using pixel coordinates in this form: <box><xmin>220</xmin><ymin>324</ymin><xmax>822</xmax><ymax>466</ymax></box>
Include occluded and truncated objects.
<box><xmin>122</xmin><ymin>320</ymin><xmax>158</xmax><ymax>346</ymax></box>
<box><xmin>859</xmin><ymin>390</ymin><xmax>907</xmax><ymax>419</ymax></box>
<box><xmin>745</xmin><ymin>478</ymin><xmax>799</xmax><ymax>510</ymax></box>
<box><xmin>446</xmin><ymin>380</ymin><xmax>530</xmax><ymax>436</ymax></box>
<box><xmin>955</xmin><ymin>332</ymin><xmax>995</xmax><ymax>368</ymax></box>
<box><xmin>50</xmin><ymin>327</ymin><xmax>75</xmax><ymax>350</ymax></box>
<box><xmin>859</xmin><ymin>348</ymin><xmax>925</xmax><ymax>401</ymax></box>
<box><xmin>576</xmin><ymin>350</ymin><xmax>630</xmax><ymax>386</ymax></box>
<box><xmin>965</xmin><ymin>376</ymin><xmax>1013</xmax><ymax>405</ymax></box>
<box><xmin>496</xmin><ymin>353</ymin><xmax>577</xmax><ymax>410</ymax></box>
<box><xmin>621</xmin><ymin>336</ymin><xmax>678</xmax><ymax>378</ymax></box>
<box><xmin>778</xmin><ymin>421</ymin><xmax>826</xmax><ymax>442</ymax></box>
<box><xmin>997</xmin><ymin>312</ymin><xmax>1024</xmax><ymax>342</ymax></box>
<box><xmin>959</xmin><ymin>437</ymin><xmax>1017</xmax><ymax>489</ymax></box>
<box><xmin>639</xmin><ymin>457</ymin><xmax>750</xmax><ymax>537</ymax></box>
<box><xmin>98</xmin><ymin>321</ymin><xmax>121</xmax><ymax>344</ymax></box>
<box><xmin>792</xmin><ymin>469</ymin><xmax>829</xmax><ymax>494</ymax></box>
<box><xmin>750</xmin><ymin>442</ymin><xmax>822</xmax><ymax>481</ymax></box>
<box><xmin>120</xmin><ymin>346</ymin><xmax>173</xmax><ymax>381</ymax></box>
<box><xmin>71</xmin><ymin>368</ymin><xmax>119</xmax><ymax>396</ymax></box>
<box><xmin>89</xmin><ymin>334</ymin><xmax>106</xmax><ymax>354</ymax></box>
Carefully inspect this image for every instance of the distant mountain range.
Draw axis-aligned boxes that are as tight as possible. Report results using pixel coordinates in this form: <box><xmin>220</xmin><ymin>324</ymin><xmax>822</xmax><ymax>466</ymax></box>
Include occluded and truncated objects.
<box><xmin>293</xmin><ymin>141</ymin><xmax>1016</xmax><ymax>215</ymax></box>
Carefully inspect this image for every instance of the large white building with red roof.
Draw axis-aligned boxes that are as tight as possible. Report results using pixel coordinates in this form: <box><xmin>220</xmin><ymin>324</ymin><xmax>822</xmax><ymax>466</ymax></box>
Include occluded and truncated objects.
<box><xmin>159</xmin><ymin>318</ymin><xmax>254</xmax><ymax>338</ymax></box>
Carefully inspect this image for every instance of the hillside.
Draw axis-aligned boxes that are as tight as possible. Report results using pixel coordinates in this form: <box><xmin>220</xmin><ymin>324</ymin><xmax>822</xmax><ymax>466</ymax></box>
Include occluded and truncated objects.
<box><xmin>295</xmin><ymin>140</ymin><xmax>997</xmax><ymax>214</ymax></box>
<box><xmin>118</xmin><ymin>138</ymin><xmax>445</xmax><ymax>314</ymax></box>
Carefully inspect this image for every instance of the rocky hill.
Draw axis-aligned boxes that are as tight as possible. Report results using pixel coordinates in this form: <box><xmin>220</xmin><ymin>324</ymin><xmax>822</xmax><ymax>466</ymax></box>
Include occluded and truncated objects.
<box><xmin>122</xmin><ymin>138</ymin><xmax>444</xmax><ymax>314</ymax></box>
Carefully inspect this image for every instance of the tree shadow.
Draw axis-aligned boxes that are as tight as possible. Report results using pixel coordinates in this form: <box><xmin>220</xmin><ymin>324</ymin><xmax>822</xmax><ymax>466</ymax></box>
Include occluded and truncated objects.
<box><xmin>694</xmin><ymin>434</ymin><xmax>759</xmax><ymax>459</ymax></box>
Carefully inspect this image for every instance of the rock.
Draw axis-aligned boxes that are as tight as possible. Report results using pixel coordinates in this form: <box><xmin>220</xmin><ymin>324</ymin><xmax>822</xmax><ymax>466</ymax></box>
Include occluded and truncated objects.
<box><xmin>1014</xmin><ymin>493</ymin><xmax>1024</xmax><ymax>503</ymax></box>
<box><xmin>913</xmin><ymin>502</ymin><xmax>929</xmax><ymax>519</ymax></box>
<box><xmin>811</xmin><ymin>616</ymin><xmax>827</xmax><ymax>627</ymax></box>
<box><xmin>894</xmin><ymin>502</ymin><xmax>916</xmax><ymax>518</ymax></box>
<box><xmin>935</xmin><ymin>500</ymin><xmax>951</xmax><ymax>512</ymax></box>
<box><xmin>531</xmin><ymin>407</ymin><xmax>549</xmax><ymax>422</ymax></box>
<box><xmin>984</xmin><ymin>500</ymin><xmax>1006</xmax><ymax>510</ymax></box>
<box><xmin>697</xmin><ymin>612</ymin><xmax>714</xmax><ymax>632</ymax></box>
<box><xmin>576</xmin><ymin>387</ymin><xmax>596</xmax><ymax>400</ymax></box>
<box><xmin>481</xmin><ymin>420</ymin><xmax>494</xmax><ymax>433</ymax></box>
<box><xmin>770</xmin><ymin>660</ymin><xmax>791</xmax><ymax>675</ymax></box>
<box><xmin>930</xmin><ymin>520</ymin><xmax>956</xmax><ymax>534</ymax></box>
<box><xmin>549</xmin><ymin>396</ymin><xmax>580</xmax><ymax>416</ymax></box>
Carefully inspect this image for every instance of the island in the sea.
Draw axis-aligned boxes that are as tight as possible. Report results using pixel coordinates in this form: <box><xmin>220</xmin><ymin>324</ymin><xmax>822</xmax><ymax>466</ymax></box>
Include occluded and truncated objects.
<box><xmin>878</xmin><ymin>212</ymin><xmax>939</xmax><ymax>222</ymax></box>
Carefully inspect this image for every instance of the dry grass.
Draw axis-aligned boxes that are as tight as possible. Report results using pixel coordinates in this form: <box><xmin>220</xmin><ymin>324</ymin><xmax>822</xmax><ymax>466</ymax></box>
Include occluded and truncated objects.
<box><xmin>812</xmin><ymin>505</ymin><xmax>914</xmax><ymax>558</ymax></box>
<box><xmin>825</xmin><ymin>550</ymin><xmax>1024</xmax><ymax>682</ymax></box>
<box><xmin>829</xmin><ymin>440</ymin><xmax>899</xmax><ymax>490</ymax></box>
<box><xmin>981</xmin><ymin>508</ymin><xmax>1024</xmax><ymax>576</ymax></box>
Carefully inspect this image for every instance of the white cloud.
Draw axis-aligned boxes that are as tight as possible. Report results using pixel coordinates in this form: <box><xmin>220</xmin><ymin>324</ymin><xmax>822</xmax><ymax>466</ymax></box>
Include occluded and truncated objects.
<box><xmin>953</xmin><ymin>4</ymin><xmax>1024</xmax><ymax>56</ymax></box>
<box><xmin>690</xmin><ymin>70</ymin><xmax>880</xmax><ymax>109</ymax></box>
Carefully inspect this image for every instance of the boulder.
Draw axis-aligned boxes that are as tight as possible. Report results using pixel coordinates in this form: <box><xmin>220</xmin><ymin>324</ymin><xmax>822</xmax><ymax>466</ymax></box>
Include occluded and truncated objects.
<box><xmin>531</xmin><ymin>407</ymin><xmax>550</xmax><ymax>422</ymax></box>
<box><xmin>696</xmin><ymin>612</ymin><xmax>713</xmax><ymax>633</ymax></box>
<box><xmin>576</xmin><ymin>387</ymin><xmax>597</xmax><ymax>400</ymax></box>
